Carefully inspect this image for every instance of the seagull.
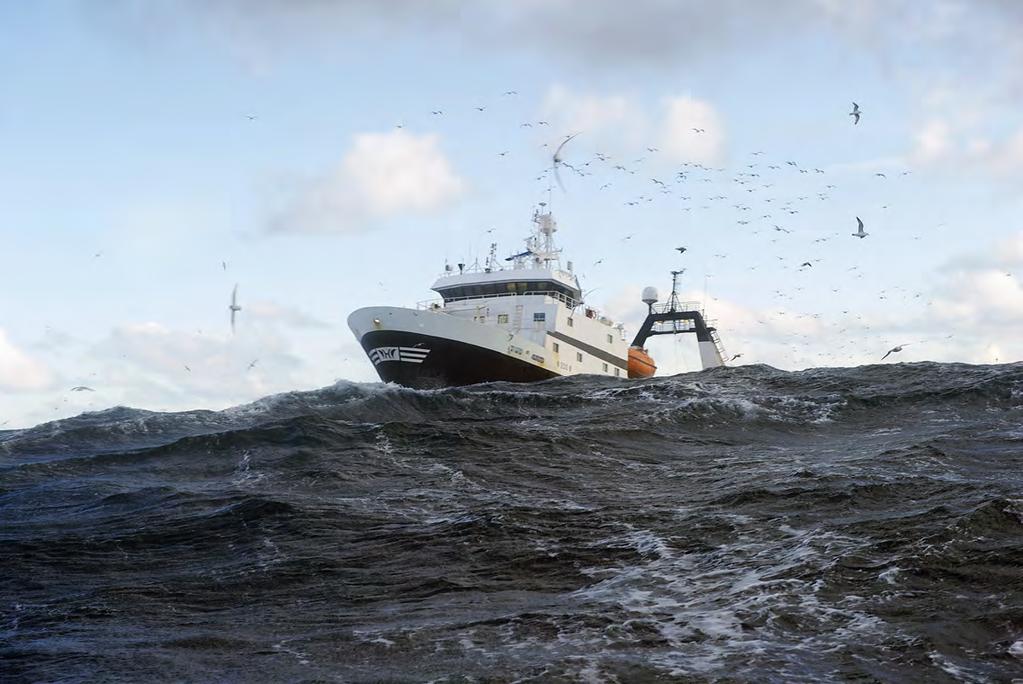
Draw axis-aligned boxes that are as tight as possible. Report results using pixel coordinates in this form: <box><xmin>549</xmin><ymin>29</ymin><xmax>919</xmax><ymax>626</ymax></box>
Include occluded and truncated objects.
<box><xmin>221</xmin><ymin>260</ymin><xmax>227</xmax><ymax>271</ymax></box>
<box><xmin>800</xmin><ymin>261</ymin><xmax>813</xmax><ymax>268</ymax></box>
<box><xmin>849</xmin><ymin>102</ymin><xmax>861</xmax><ymax>125</ymax></box>
<box><xmin>691</xmin><ymin>128</ymin><xmax>705</xmax><ymax>133</ymax></box>
<box><xmin>70</xmin><ymin>386</ymin><xmax>95</xmax><ymax>392</ymax></box>
<box><xmin>881</xmin><ymin>344</ymin><xmax>907</xmax><ymax>361</ymax></box>
<box><xmin>184</xmin><ymin>365</ymin><xmax>191</xmax><ymax>372</ymax></box>
<box><xmin>475</xmin><ymin>106</ymin><xmax>486</xmax><ymax>112</ymax></box>
<box><xmin>675</xmin><ymin>246</ymin><xmax>687</xmax><ymax>254</ymax></box>
<box><xmin>247</xmin><ymin>359</ymin><xmax>259</xmax><ymax>371</ymax></box>
<box><xmin>852</xmin><ymin>217</ymin><xmax>868</xmax><ymax>239</ymax></box>
<box><xmin>729</xmin><ymin>353</ymin><xmax>743</xmax><ymax>361</ymax></box>
<box><xmin>229</xmin><ymin>284</ymin><xmax>241</xmax><ymax>333</ymax></box>
<box><xmin>875</xmin><ymin>172</ymin><xmax>887</xmax><ymax>178</ymax></box>
<box><xmin>246</xmin><ymin>115</ymin><xmax>257</xmax><ymax>121</ymax></box>
<box><xmin>552</xmin><ymin>133</ymin><xmax>579</xmax><ymax>192</ymax></box>
<box><xmin>503</xmin><ymin>90</ymin><xmax>518</xmax><ymax>96</ymax></box>
<box><xmin>431</xmin><ymin>110</ymin><xmax>443</xmax><ymax>115</ymax></box>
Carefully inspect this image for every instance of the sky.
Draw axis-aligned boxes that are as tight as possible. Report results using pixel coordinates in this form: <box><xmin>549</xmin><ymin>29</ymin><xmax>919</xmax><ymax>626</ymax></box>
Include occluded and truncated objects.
<box><xmin>2</xmin><ymin>0</ymin><xmax>1023</xmax><ymax>428</ymax></box>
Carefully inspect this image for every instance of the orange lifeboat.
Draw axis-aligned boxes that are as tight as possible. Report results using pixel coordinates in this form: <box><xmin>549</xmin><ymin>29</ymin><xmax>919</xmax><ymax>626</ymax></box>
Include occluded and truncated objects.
<box><xmin>627</xmin><ymin>346</ymin><xmax>656</xmax><ymax>379</ymax></box>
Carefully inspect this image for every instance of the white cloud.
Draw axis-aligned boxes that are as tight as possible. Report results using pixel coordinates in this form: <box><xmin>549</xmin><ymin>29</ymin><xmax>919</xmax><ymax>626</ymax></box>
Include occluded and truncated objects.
<box><xmin>540</xmin><ymin>85</ymin><xmax>647</xmax><ymax>148</ymax></box>
<box><xmin>272</xmin><ymin>129</ymin><xmax>464</xmax><ymax>233</ymax></box>
<box><xmin>539</xmin><ymin>86</ymin><xmax>725</xmax><ymax>165</ymax></box>
<box><xmin>659</xmin><ymin>96</ymin><xmax>726</xmax><ymax>165</ymax></box>
<box><xmin>910</xmin><ymin>114</ymin><xmax>1023</xmax><ymax>176</ymax></box>
<box><xmin>0</xmin><ymin>328</ymin><xmax>54</xmax><ymax>392</ymax></box>
<box><xmin>247</xmin><ymin>302</ymin><xmax>331</xmax><ymax>329</ymax></box>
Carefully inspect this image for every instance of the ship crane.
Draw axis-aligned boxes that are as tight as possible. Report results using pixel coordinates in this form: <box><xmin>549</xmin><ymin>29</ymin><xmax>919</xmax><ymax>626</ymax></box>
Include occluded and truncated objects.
<box><xmin>627</xmin><ymin>270</ymin><xmax>727</xmax><ymax>377</ymax></box>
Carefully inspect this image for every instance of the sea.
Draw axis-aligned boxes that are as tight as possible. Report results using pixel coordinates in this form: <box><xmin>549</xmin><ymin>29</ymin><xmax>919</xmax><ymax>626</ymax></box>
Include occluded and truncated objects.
<box><xmin>2</xmin><ymin>362</ymin><xmax>1023</xmax><ymax>682</ymax></box>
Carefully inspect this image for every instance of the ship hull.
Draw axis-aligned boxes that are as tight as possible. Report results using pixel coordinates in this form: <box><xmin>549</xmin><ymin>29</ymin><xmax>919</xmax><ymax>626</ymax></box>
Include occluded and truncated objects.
<box><xmin>348</xmin><ymin>306</ymin><xmax>563</xmax><ymax>389</ymax></box>
<box><xmin>357</xmin><ymin>330</ymin><xmax>558</xmax><ymax>388</ymax></box>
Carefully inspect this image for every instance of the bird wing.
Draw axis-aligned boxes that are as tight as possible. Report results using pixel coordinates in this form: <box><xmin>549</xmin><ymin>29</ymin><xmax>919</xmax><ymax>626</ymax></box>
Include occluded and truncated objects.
<box><xmin>231</xmin><ymin>284</ymin><xmax>238</xmax><ymax>306</ymax></box>
<box><xmin>881</xmin><ymin>350</ymin><xmax>892</xmax><ymax>360</ymax></box>
<box><xmin>856</xmin><ymin>217</ymin><xmax>864</xmax><ymax>230</ymax></box>
<box><xmin>553</xmin><ymin>133</ymin><xmax>578</xmax><ymax>164</ymax></box>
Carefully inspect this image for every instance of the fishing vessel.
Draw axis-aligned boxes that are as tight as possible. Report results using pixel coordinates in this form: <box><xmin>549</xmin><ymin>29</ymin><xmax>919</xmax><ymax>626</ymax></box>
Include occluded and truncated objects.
<box><xmin>348</xmin><ymin>206</ymin><xmax>728</xmax><ymax>388</ymax></box>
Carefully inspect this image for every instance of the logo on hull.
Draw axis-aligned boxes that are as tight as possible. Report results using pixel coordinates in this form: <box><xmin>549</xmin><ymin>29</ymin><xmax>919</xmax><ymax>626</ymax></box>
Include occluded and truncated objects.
<box><xmin>368</xmin><ymin>346</ymin><xmax>430</xmax><ymax>365</ymax></box>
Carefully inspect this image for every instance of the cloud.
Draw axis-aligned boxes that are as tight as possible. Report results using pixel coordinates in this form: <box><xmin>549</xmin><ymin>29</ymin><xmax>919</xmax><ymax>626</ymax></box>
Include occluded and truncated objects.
<box><xmin>659</xmin><ymin>96</ymin><xmax>726</xmax><ymax>165</ymax></box>
<box><xmin>0</xmin><ymin>329</ymin><xmax>55</xmax><ymax>392</ymax></box>
<box><xmin>270</xmin><ymin>130</ymin><xmax>464</xmax><ymax>233</ymax></box>
<box><xmin>89</xmin><ymin>321</ymin><xmax>308</xmax><ymax>408</ymax></box>
<box><xmin>910</xmin><ymin>117</ymin><xmax>1023</xmax><ymax>176</ymax></box>
<box><xmin>540</xmin><ymin>85</ymin><xmax>647</xmax><ymax>147</ymax></box>
<box><xmin>539</xmin><ymin>86</ymin><xmax>725</xmax><ymax>165</ymax></box>
<box><xmin>247</xmin><ymin>302</ymin><xmax>332</xmax><ymax>329</ymax></box>
<box><xmin>106</xmin><ymin>1</ymin><xmax>1023</xmax><ymax>75</ymax></box>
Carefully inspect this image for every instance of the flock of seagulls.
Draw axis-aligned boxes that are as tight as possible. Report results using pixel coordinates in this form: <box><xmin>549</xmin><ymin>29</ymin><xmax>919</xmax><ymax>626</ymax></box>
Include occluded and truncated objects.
<box><xmin>49</xmin><ymin>99</ymin><xmax>932</xmax><ymax>411</ymax></box>
<box><xmin>523</xmin><ymin>101</ymin><xmax>942</xmax><ymax>364</ymax></box>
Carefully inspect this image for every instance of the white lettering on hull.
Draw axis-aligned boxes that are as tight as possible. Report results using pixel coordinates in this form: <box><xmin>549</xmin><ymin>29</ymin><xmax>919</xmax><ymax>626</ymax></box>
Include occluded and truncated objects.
<box><xmin>369</xmin><ymin>346</ymin><xmax>430</xmax><ymax>365</ymax></box>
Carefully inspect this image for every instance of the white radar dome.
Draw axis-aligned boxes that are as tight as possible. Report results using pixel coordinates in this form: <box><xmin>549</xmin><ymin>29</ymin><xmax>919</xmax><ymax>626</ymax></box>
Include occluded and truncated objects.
<box><xmin>642</xmin><ymin>287</ymin><xmax>659</xmax><ymax>305</ymax></box>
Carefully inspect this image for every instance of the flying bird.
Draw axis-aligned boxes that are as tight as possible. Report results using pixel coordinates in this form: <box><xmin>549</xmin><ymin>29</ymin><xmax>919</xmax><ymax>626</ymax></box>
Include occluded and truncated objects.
<box><xmin>852</xmin><ymin>217</ymin><xmax>868</xmax><ymax>239</ymax></box>
<box><xmin>247</xmin><ymin>359</ymin><xmax>259</xmax><ymax>371</ymax></box>
<box><xmin>850</xmin><ymin>102</ymin><xmax>861</xmax><ymax>124</ymax></box>
<box><xmin>800</xmin><ymin>262</ymin><xmax>813</xmax><ymax>268</ymax></box>
<box><xmin>70</xmin><ymin>386</ymin><xmax>95</xmax><ymax>392</ymax></box>
<box><xmin>881</xmin><ymin>344</ymin><xmax>907</xmax><ymax>361</ymax></box>
<box><xmin>729</xmin><ymin>353</ymin><xmax>743</xmax><ymax>361</ymax></box>
<box><xmin>229</xmin><ymin>284</ymin><xmax>241</xmax><ymax>333</ymax></box>
<box><xmin>875</xmin><ymin>172</ymin><xmax>887</xmax><ymax>178</ymax></box>
<box><xmin>675</xmin><ymin>246</ymin><xmax>687</xmax><ymax>254</ymax></box>
<box><xmin>552</xmin><ymin>133</ymin><xmax>579</xmax><ymax>192</ymax></box>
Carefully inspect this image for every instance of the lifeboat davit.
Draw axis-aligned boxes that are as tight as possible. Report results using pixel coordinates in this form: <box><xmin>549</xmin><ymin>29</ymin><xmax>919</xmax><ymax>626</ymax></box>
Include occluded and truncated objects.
<box><xmin>627</xmin><ymin>346</ymin><xmax>656</xmax><ymax>379</ymax></box>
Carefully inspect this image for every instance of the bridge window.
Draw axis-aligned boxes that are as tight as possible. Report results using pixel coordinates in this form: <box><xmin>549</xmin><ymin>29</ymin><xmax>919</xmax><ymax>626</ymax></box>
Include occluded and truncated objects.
<box><xmin>498</xmin><ymin>314</ymin><xmax>508</xmax><ymax>324</ymax></box>
<box><xmin>576</xmin><ymin>352</ymin><xmax>583</xmax><ymax>362</ymax></box>
<box><xmin>607</xmin><ymin>333</ymin><xmax>613</xmax><ymax>344</ymax></box>
<box><xmin>602</xmin><ymin>362</ymin><xmax>608</xmax><ymax>372</ymax></box>
<box><xmin>567</xmin><ymin>318</ymin><xmax>574</xmax><ymax>327</ymax></box>
<box><xmin>533</xmin><ymin>312</ymin><xmax>545</xmax><ymax>322</ymax></box>
<box><xmin>552</xmin><ymin>342</ymin><xmax>559</xmax><ymax>353</ymax></box>
<box><xmin>438</xmin><ymin>280</ymin><xmax>579</xmax><ymax>303</ymax></box>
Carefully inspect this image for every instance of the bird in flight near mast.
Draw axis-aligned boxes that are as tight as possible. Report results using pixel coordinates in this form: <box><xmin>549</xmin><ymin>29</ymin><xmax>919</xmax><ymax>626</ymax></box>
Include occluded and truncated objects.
<box><xmin>552</xmin><ymin>133</ymin><xmax>579</xmax><ymax>193</ymax></box>
<box><xmin>849</xmin><ymin>102</ymin><xmax>861</xmax><ymax>124</ymax></box>
<box><xmin>229</xmin><ymin>284</ymin><xmax>241</xmax><ymax>334</ymax></box>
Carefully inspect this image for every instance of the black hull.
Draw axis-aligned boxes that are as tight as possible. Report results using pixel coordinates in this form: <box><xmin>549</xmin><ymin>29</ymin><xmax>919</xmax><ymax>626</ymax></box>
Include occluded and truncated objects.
<box><xmin>359</xmin><ymin>330</ymin><xmax>558</xmax><ymax>389</ymax></box>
